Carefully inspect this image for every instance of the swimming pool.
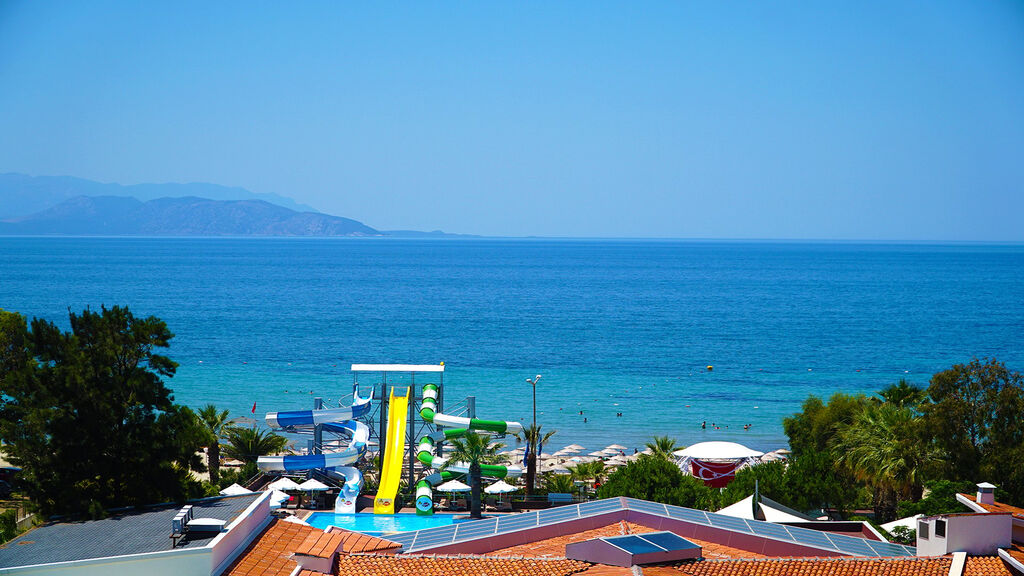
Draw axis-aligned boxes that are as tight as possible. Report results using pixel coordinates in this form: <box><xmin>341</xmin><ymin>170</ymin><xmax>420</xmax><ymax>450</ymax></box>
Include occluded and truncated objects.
<box><xmin>305</xmin><ymin>512</ymin><xmax>457</xmax><ymax>535</ymax></box>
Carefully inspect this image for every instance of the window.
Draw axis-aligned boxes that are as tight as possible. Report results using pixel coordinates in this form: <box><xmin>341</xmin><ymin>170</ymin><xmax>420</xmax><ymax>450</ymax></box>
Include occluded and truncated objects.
<box><xmin>935</xmin><ymin>519</ymin><xmax>946</xmax><ymax>538</ymax></box>
<box><xmin>918</xmin><ymin>521</ymin><xmax>929</xmax><ymax>539</ymax></box>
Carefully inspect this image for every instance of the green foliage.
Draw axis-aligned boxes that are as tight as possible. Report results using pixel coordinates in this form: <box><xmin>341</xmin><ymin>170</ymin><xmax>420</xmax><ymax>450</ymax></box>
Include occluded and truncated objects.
<box><xmin>720</xmin><ymin>461</ymin><xmax>788</xmax><ymax>508</ymax></box>
<box><xmin>197</xmin><ymin>404</ymin><xmax>231</xmax><ymax>485</ymax></box>
<box><xmin>896</xmin><ymin>480</ymin><xmax>974</xmax><ymax>518</ymax></box>
<box><xmin>782</xmin><ymin>449</ymin><xmax>863</xmax><ymax>516</ymax></box>
<box><xmin>543</xmin><ymin>473</ymin><xmax>575</xmax><ymax>493</ymax></box>
<box><xmin>598</xmin><ymin>455</ymin><xmax>714</xmax><ymax>509</ymax></box>
<box><xmin>0</xmin><ymin>509</ymin><xmax>17</xmax><ymax>544</ymax></box>
<box><xmin>888</xmin><ymin>525</ymin><xmax>916</xmax><ymax>546</ymax></box>
<box><xmin>832</xmin><ymin>403</ymin><xmax>941</xmax><ymax>521</ymax></box>
<box><xmin>0</xmin><ymin>306</ymin><xmax>207</xmax><ymax>517</ymax></box>
<box><xmin>922</xmin><ymin>358</ymin><xmax>1024</xmax><ymax>503</ymax></box>
<box><xmin>645</xmin><ymin>436</ymin><xmax>681</xmax><ymax>459</ymax></box>
<box><xmin>442</xmin><ymin>433</ymin><xmax>503</xmax><ymax>519</ymax></box>
<box><xmin>222</xmin><ymin>426</ymin><xmax>288</xmax><ymax>464</ymax></box>
<box><xmin>783</xmin><ymin>392</ymin><xmax>871</xmax><ymax>456</ymax></box>
<box><xmin>877</xmin><ymin>379</ymin><xmax>926</xmax><ymax>408</ymax></box>
<box><xmin>513</xmin><ymin>424</ymin><xmax>556</xmax><ymax>496</ymax></box>
<box><xmin>216</xmin><ymin>462</ymin><xmax>259</xmax><ymax>490</ymax></box>
<box><xmin>568</xmin><ymin>460</ymin><xmax>607</xmax><ymax>484</ymax></box>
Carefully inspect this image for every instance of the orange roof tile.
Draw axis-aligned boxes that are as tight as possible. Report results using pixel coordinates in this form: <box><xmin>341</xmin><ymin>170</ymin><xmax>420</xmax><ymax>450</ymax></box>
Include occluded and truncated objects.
<box><xmin>959</xmin><ymin>494</ymin><xmax>1024</xmax><ymax>520</ymax></box>
<box><xmin>295</xmin><ymin>531</ymin><xmax>347</xmax><ymax>558</ymax></box>
<box><xmin>223</xmin><ymin>519</ymin><xmax>323</xmax><ymax>576</ymax></box>
<box><xmin>487</xmin><ymin>520</ymin><xmax>763</xmax><ymax>560</ymax></box>
<box><xmin>650</xmin><ymin>555</ymin><xmax>1014</xmax><ymax>576</ymax></box>
<box><xmin>335</xmin><ymin>554</ymin><xmax>593</xmax><ymax>576</ymax></box>
<box><xmin>327</xmin><ymin>528</ymin><xmax>403</xmax><ymax>554</ymax></box>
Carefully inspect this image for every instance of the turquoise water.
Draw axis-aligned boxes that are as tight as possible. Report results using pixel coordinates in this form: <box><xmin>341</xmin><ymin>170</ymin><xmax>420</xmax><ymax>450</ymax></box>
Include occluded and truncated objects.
<box><xmin>2</xmin><ymin>238</ymin><xmax>1022</xmax><ymax>451</ymax></box>
<box><xmin>305</xmin><ymin>512</ymin><xmax>455</xmax><ymax>534</ymax></box>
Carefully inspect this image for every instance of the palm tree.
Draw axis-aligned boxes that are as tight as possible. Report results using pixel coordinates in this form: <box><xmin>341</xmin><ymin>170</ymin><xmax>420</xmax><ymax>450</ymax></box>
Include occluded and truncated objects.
<box><xmin>197</xmin><ymin>404</ymin><xmax>231</xmax><ymax>484</ymax></box>
<box><xmin>568</xmin><ymin>460</ymin><xmax>607</xmax><ymax>486</ymax></box>
<box><xmin>442</xmin><ymin>432</ymin><xmax>503</xmax><ymax>519</ymax></box>
<box><xmin>513</xmin><ymin>423</ymin><xmax>557</xmax><ymax>496</ymax></box>
<box><xmin>831</xmin><ymin>404</ymin><xmax>940</xmax><ymax>522</ymax></box>
<box><xmin>877</xmin><ymin>379</ymin><xmax>927</xmax><ymax>409</ymax></box>
<box><xmin>645</xmin><ymin>435</ymin><xmax>681</xmax><ymax>459</ymax></box>
<box><xmin>544</xmin><ymin>473</ymin><xmax>575</xmax><ymax>494</ymax></box>
<box><xmin>222</xmin><ymin>426</ymin><xmax>288</xmax><ymax>465</ymax></box>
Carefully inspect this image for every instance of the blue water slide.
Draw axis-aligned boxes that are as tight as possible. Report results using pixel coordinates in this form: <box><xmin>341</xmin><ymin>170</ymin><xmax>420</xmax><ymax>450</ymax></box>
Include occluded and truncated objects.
<box><xmin>256</xmin><ymin>392</ymin><xmax>372</xmax><ymax>512</ymax></box>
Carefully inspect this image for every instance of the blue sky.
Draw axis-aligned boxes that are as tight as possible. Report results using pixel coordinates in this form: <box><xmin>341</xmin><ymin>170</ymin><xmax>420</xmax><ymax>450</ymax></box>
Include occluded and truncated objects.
<box><xmin>1</xmin><ymin>2</ymin><xmax>1022</xmax><ymax>239</ymax></box>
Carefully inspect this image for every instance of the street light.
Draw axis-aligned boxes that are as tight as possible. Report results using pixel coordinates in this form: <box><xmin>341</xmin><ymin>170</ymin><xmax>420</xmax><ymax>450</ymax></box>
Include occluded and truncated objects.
<box><xmin>525</xmin><ymin>375</ymin><xmax>542</xmax><ymax>430</ymax></box>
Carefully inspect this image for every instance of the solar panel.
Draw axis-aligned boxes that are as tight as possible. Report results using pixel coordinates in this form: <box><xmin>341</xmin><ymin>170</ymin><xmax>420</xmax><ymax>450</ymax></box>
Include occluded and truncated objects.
<box><xmin>537</xmin><ymin>506</ymin><xmax>580</xmax><ymax>524</ymax></box>
<box><xmin>579</xmin><ymin>499</ymin><xmax>623</xmax><ymax>515</ymax></box>
<box><xmin>663</xmin><ymin>504</ymin><xmax>710</xmax><ymax>524</ymax></box>
<box><xmin>639</xmin><ymin>531</ymin><xmax>701</xmax><ymax>550</ymax></box>
<box><xmin>746</xmin><ymin>521</ymin><xmax>793</xmax><ymax>541</ymax></box>
<box><xmin>784</xmin><ymin>526</ymin><xmax>837</xmax><ymax>551</ymax></box>
<box><xmin>865</xmin><ymin>539</ymin><xmax>915</xmax><ymax>557</ymax></box>
<box><xmin>604</xmin><ymin>534</ymin><xmax>666</xmax><ymax>554</ymax></box>
<box><xmin>824</xmin><ymin>533</ymin><xmax>874</xmax><ymax>557</ymax></box>
<box><xmin>707</xmin><ymin>513</ymin><xmax>752</xmax><ymax>533</ymax></box>
<box><xmin>496</xmin><ymin>513</ymin><xmax>538</xmax><ymax>532</ymax></box>
<box><xmin>625</xmin><ymin>499</ymin><xmax>667</xmax><ymax>515</ymax></box>
<box><xmin>454</xmin><ymin>518</ymin><xmax>498</xmax><ymax>540</ymax></box>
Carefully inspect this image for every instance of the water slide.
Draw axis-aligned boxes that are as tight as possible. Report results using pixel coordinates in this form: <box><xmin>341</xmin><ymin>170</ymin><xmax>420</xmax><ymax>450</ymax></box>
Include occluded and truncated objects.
<box><xmin>373</xmin><ymin>387</ymin><xmax>410</xmax><ymax>514</ymax></box>
<box><xmin>414</xmin><ymin>382</ymin><xmax>524</xmax><ymax>515</ymax></box>
<box><xmin>257</xmin><ymin>392</ymin><xmax>372</xmax><ymax>513</ymax></box>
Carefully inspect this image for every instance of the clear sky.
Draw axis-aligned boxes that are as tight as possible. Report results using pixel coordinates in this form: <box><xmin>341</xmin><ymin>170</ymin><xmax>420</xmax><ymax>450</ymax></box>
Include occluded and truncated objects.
<box><xmin>1</xmin><ymin>2</ymin><xmax>1022</xmax><ymax>239</ymax></box>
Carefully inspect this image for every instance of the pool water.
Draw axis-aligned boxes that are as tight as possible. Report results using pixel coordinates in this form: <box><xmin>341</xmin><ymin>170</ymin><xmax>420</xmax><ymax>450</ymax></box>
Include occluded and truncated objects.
<box><xmin>305</xmin><ymin>512</ymin><xmax>457</xmax><ymax>535</ymax></box>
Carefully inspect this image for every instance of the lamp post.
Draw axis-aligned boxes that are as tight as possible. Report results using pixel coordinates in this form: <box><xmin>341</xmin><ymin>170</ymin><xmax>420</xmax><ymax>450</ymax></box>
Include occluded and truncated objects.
<box><xmin>525</xmin><ymin>375</ymin><xmax>541</xmax><ymax>495</ymax></box>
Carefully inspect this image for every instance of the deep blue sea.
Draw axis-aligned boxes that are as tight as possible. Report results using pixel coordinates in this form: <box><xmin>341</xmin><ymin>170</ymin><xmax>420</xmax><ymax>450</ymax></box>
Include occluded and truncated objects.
<box><xmin>2</xmin><ymin>238</ymin><xmax>1022</xmax><ymax>452</ymax></box>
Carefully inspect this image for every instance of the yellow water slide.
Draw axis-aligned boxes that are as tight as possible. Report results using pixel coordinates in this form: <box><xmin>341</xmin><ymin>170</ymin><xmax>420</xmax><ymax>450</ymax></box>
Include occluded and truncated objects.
<box><xmin>373</xmin><ymin>387</ymin><xmax>409</xmax><ymax>514</ymax></box>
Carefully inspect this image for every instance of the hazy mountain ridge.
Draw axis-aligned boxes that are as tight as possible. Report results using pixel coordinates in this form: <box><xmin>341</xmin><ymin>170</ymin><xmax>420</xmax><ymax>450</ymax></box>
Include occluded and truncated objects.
<box><xmin>0</xmin><ymin>173</ymin><xmax>319</xmax><ymax>219</ymax></box>
<box><xmin>0</xmin><ymin>195</ymin><xmax>380</xmax><ymax>237</ymax></box>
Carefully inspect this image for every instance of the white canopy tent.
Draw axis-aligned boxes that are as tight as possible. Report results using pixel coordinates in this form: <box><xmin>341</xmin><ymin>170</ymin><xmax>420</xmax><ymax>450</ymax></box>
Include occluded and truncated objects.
<box><xmin>219</xmin><ymin>483</ymin><xmax>252</xmax><ymax>496</ymax></box>
<box><xmin>267</xmin><ymin>477</ymin><xmax>303</xmax><ymax>491</ymax></box>
<box><xmin>673</xmin><ymin>442</ymin><xmax>764</xmax><ymax>459</ymax></box>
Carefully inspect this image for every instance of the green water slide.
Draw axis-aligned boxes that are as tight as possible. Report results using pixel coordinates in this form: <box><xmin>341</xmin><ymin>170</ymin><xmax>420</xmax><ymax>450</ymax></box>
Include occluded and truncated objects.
<box><xmin>414</xmin><ymin>383</ymin><xmax>524</xmax><ymax>515</ymax></box>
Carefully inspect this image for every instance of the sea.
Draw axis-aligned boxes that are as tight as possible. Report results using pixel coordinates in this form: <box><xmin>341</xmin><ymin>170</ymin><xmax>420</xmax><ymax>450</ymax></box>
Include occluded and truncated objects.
<box><xmin>2</xmin><ymin>237</ymin><xmax>1022</xmax><ymax>453</ymax></box>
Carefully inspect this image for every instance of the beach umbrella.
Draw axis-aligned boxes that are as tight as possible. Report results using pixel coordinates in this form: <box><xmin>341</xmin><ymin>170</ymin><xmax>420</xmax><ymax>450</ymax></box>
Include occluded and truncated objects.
<box><xmin>267</xmin><ymin>477</ymin><xmax>303</xmax><ymax>491</ymax></box>
<box><xmin>605</xmin><ymin>456</ymin><xmax>628</xmax><ymax>466</ymax></box>
<box><xmin>298</xmin><ymin>479</ymin><xmax>330</xmax><ymax>491</ymax></box>
<box><xmin>589</xmin><ymin>451</ymin><xmax>607</xmax><ymax>457</ymax></box>
<box><xmin>436</xmin><ymin>479</ymin><xmax>471</xmax><ymax>492</ymax></box>
<box><xmin>551</xmin><ymin>466</ymin><xmax>571</xmax><ymax>475</ymax></box>
<box><xmin>605</xmin><ymin>444</ymin><xmax>627</xmax><ymax>450</ymax></box>
<box><xmin>484</xmin><ymin>480</ymin><xmax>518</xmax><ymax>494</ymax></box>
<box><xmin>601</xmin><ymin>448</ymin><xmax>621</xmax><ymax>455</ymax></box>
<box><xmin>559</xmin><ymin>445</ymin><xmax>583</xmax><ymax>454</ymax></box>
<box><xmin>219</xmin><ymin>483</ymin><xmax>252</xmax><ymax>496</ymax></box>
<box><xmin>267</xmin><ymin>489</ymin><xmax>291</xmax><ymax>509</ymax></box>
<box><xmin>540</xmin><ymin>452</ymin><xmax>553</xmax><ymax>459</ymax></box>
<box><xmin>565</xmin><ymin>444</ymin><xmax>585</xmax><ymax>450</ymax></box>
<box><xmin>673</xmin><ymin>441</ymin><xmax>764</xmax><ymax>459</ymax></box>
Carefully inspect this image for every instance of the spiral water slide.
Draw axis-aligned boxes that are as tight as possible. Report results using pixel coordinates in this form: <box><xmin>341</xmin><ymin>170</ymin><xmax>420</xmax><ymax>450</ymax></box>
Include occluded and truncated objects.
<box><xmin>414</xmin><ymin>383</ymin><xmax>523</xmax><ymax>515</ymax></box>
<box><xmin>257</xmin><ymin>392</ymin><xmax>372</xmax><ymax>514</ymax></box>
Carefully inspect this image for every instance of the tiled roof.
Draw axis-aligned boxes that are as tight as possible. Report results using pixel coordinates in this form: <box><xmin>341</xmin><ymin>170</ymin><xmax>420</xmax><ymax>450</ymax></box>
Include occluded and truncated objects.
<box><xmin>327</xmin><ymin>528</ymin><xmax>402</xmax><ymax>554</ymax></box>
<box><xmin>958</xmin><ymin>494</ymin><xmax>1024</xmax><ymax>520</ymax></box>
<box><xmin>488</xmin><ymin>520</ymin><xmax>762</xmax><ymax>560</ymax></box>
<box><xmin>295</xmin><ymin>531</ymin><xmax>347</xmax><ymax>558</ymax></box>
<box><xmin>224</xmin><ymin>518</ymin><xmax>323</xmax><ymax>576</ymax></box>
<box><xmin>334</xmin><ymin>554</ymin><xmax>594</xmax><ymax>576</ymax></box>
<box><xmin>648</xmin><ymin>556</ymin><xmax>1014</xmax><ymax>576</ymax></box>
<box><xmin>0</xmin><ymin>493</ymin><xmax>261</xmax><ymax>569</ymax></box>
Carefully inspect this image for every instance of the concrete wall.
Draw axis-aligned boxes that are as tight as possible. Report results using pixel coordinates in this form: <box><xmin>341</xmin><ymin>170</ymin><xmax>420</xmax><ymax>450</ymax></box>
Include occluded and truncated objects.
<box><xmin>209</xmin><ymin>492</ymin><xmax>272</xmax><ymax>575</ymax></box>
<box><xmin>916</xmin><ymin>514</ymin><xmax>1012</xmax><ymax>557</ymax></box>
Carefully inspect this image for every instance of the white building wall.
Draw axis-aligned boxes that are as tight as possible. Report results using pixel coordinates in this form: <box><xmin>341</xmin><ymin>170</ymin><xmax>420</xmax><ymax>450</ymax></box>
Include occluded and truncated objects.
<box><xmin>917</xmin><ymin>514</ymin><xmax>1012</xmax><ymax>556</ymax></box>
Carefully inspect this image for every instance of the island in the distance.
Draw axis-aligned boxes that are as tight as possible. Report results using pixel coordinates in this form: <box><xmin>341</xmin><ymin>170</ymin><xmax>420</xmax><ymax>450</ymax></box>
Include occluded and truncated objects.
<box><xmin>0</xmin><ymin>173</ymin><xmax>474</xmax><ymax>237</ymax></box>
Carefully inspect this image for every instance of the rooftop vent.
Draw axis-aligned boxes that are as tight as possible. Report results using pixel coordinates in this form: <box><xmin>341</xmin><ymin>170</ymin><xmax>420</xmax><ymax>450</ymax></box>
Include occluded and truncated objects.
<box><xmin>976</xmin><ymin>482</ymin><xmax>996</xmax><ymax>505</ymax></box>
<box><xmin>565</xmin><ymin>531</ymin><xmax>702</xmax><ymax>567</ymax></box>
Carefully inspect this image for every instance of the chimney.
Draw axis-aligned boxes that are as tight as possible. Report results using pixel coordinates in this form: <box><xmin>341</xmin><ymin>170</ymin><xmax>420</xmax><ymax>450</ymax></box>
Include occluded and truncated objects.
<box><xmin>976</xmin><ymin>482</ymin><xmax>996</xmax><ymax>505</ymax></box>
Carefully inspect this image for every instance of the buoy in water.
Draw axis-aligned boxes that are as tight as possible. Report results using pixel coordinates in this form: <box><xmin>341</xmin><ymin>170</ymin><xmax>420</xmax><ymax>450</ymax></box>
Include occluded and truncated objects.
<box><xmin>706</xmin><ymin>365</ymin><xmax>713</xmax><ymax>371</ymax></box>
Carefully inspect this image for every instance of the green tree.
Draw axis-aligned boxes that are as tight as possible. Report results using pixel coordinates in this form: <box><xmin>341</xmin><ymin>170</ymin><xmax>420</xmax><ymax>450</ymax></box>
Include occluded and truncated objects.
<box><xmin>197</xmin><ymin>405</ymin><xmax>232</xmax><ymax>485</ymax></box>
<box><xmin>783</xmin><ymin>392</ymin><xmax>871</xmax><ymax>456</ymax></box>
<box><xmin>877</xmin><ymin>379</ymin><xmax>926</xmax><ymax>408</ymax></box>
<box><xmin>543</xmin><ymin>473</ymin><xmax>575</xmax><ymax>494</ymax></box>
<box><xmin>598</xmin><ymin>455</ymin><xmax>713</xmax><ymax>508</ymax></box>
<box><xmin>568</xmin><ymin>460</ymin><xmax>607</xmax><ymax>485</ymax></box>
<box><xmin>222</xmin><ymin>426</ymin><xmax>288</xmax><ymax>464</ymax></box>
<box><xmin>922</xmin><ymin>358</ymin><xmax>1024</xmax><ymax>503</ymax></box>
<box><xmin>896</xmin><ymin>479</ymin><xmax>973</xmax><ymax>518</ymax></box>
<box><xmin>513</xmin><ymin>424</ymin><xmax>556</xmax><ymax>496</ymax></box>
<box><xmin>720</xmin><ymin>461</ymin><xmax>789</xmax><ymax>509</ymax></box>
<box><xmin>645</xmin><ymin>436</ymin><xmax>681</xmax><ymax>459</ymax></box>
<box><xmin>0</xmin><ymin>307</ymin><xmax>207</xmax><ymax>517</ymax></box>
<box><xmin>442</xmin><ymin>432</ymin><xmax>503</xmax><ymax>519</ymax></box>
<box><xmin>831</xmin><ymin>404</ymin><xmax>939</xmax><ymax>522</ymax></box>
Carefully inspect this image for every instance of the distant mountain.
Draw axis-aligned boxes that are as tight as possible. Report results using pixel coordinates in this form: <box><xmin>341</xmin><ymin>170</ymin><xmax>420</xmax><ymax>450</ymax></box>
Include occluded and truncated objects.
<box><xmin>0</xmin><ymin>195</ymin><xmax>379</xmax><ymax>237</ymax></box>
<box><xmin>0</xmin><ymin>173</ymin><xmax>318</xmax><ymax>219</ymax></box>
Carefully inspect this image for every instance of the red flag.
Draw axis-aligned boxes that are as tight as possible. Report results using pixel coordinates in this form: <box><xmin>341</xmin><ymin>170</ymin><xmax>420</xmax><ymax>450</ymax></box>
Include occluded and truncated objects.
<box><xmin>251</xmin><ymin>401</ymin><xmax>257</xmax><ymax>414</ymax></box>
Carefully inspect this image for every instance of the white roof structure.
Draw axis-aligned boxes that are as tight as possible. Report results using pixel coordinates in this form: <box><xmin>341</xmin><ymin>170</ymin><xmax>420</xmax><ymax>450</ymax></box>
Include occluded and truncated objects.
<box><xmin>718</xmin><ymin>495</ymin><xmax>814</xmax><ymax>523</ymax></box>
<box><xmin>297</xmin><ymin>479</ymin><xmax>330</xmax><ymax>491</ymax></box>
<box><xmin>267</xmin><ymin>477</ymin><xmax>303</xmax><ymax>491</ymax></box>
<box><xmin>881</xmin><ymin>514</ymin><xmax>924</xmax><ymax>533</ymax></box>
<box><xmin>350</xmin><ymin>364</ymin><xmax>445</xmax><ymax>372</ymax></box>
<box><xmin>219</xmin><ymin>483</ymin><xmax>252</xmax><ymax>496</ymax></box>
<box><xmin>673</xmin><ymin>441</ymin><xmax>764</xmax><ymax>460</ymax></box>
